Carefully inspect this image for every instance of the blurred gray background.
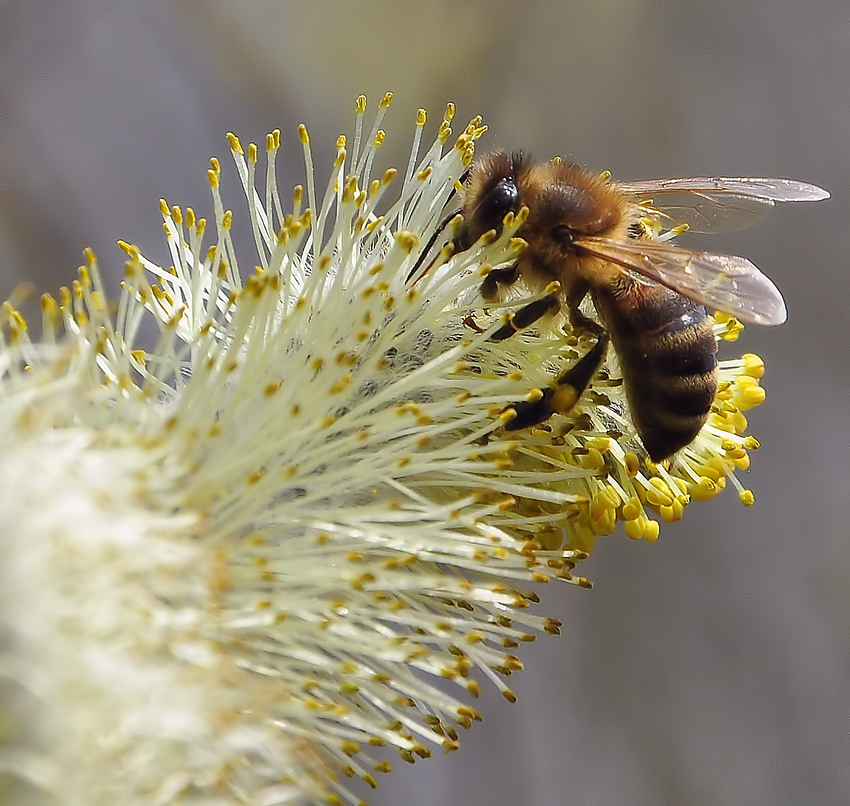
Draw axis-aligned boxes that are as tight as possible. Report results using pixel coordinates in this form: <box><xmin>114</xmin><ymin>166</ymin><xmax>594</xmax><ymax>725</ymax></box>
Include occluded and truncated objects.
<box><xmin>1</xmin><ymin>1</ymin><xmax>847</xmax><ymax>804</ymax></box>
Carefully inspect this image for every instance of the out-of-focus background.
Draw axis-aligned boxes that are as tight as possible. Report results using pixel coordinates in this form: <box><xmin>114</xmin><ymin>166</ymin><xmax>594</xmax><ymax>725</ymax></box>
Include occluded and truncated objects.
<box><xmin>1</xmin><ymin>1</ymin><xmax>847</xmax><ymax>803</ymax></box>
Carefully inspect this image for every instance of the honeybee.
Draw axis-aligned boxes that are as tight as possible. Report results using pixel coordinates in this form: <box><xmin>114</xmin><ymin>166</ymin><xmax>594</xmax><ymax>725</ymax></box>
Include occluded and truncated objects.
<box><xmin>434</xmin><ymin>150</ymin><xmax>829</xmax><ymax>461</ymax></box>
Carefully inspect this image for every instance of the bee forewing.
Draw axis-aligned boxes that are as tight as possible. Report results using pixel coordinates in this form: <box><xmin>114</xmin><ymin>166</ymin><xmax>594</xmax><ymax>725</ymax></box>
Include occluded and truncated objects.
<box><xmin>576</xmin><ymin>237</ymin><xmax>788</xmax><ymax>326</ymax></box>
<box><xmin>617</xmin><ymin>176</ymin><xmax>830</xmax><ymax>201</ymax></box>
<box><xmin>617</xmin><ymin>177</ymin><xmax>830</xmax><ymax>234</ymax></box>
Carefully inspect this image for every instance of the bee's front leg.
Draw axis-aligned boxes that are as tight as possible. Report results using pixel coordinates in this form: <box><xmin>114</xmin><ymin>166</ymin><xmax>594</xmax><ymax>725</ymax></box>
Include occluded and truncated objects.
<box><xmin>480</xmin><ymin>262</ymin><xmax>521</xmax><ymax>302</ymax></box>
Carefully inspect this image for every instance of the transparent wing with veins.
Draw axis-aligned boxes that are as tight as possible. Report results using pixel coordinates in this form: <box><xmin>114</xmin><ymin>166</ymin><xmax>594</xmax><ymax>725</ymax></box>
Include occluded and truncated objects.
<box><xmin>614</xmin><ymin>177</ymin><xmax>830</xmax><ymax>234</ymax></box>
<box><xmin>576</xmin><ymin>236</ymin><xmax>787</xmax><ymax>326</ymax></box>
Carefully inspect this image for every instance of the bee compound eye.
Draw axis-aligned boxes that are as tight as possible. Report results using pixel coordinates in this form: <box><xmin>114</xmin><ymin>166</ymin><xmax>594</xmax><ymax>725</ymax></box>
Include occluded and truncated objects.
<box><xmin>479</xmin><ymin>177</ymin><xmax>519</xmax><ymax>223</ymax></box>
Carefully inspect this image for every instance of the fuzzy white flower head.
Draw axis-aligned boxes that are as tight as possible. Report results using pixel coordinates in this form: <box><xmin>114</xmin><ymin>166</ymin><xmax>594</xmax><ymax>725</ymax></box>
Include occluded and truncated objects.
<box><xmin>0</xmin><ymin>94</ymin><xmax>766</xmax><ymax>805</ymax></box>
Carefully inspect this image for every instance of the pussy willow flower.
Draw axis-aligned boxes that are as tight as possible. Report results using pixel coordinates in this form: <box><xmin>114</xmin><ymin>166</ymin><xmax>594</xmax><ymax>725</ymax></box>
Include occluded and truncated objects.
<box><xmin>0</xmin><ymin>94</ymin><xmax>767</xmax><ymax>805</ymax></box>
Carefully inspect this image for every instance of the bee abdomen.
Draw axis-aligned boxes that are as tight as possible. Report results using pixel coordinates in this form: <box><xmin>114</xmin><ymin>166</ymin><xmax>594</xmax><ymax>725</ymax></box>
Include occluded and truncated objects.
<box><xmin>596</xmin><ymin>285</ymin><xmax>718</xmax><ymax>461</ymax></box>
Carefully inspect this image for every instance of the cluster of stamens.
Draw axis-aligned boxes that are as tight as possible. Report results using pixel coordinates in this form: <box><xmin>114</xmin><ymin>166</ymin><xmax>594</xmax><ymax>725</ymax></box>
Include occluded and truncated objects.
<box><xmin>0</xmin><ymin>94</ymin><xmax>771</xmax><ymax>805</ymax></box>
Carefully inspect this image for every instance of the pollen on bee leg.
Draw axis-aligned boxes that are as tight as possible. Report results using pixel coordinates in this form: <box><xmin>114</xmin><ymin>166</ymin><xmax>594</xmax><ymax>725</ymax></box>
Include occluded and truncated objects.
<box><xmin>550</xmin><ymin>384</ymin><xmax>581</xmax><ymax>415</ymax></box>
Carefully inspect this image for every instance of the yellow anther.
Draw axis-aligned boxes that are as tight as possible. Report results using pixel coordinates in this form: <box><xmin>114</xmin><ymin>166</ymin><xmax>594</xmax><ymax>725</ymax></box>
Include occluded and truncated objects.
<box><xmin>716</xmin><ymin>380</ymin><xmax>733</xmax><ymax>401</ymax></box>
<box><xmin>590</xmin><ymin>490</ymin><xmax>615</xmax><ymax>521</ymax></box>
<box><xmin>226</xmin><ymin>132</ymin><xmax>243</xmax><ymax>153</ymax></box>
<box><xmin>499</xmin><ymin>407</ymin><xmax>518</xmax><ymax>425</ymax></box>
<box><xmin>298</xmin><ymin>124</ymin><xmax>309</xmax><ymax>144</ymax></box>
<box><xmin>586</xmin><ymin>436</ymin><xmax>611</xmax><ymax>453</ymax></box>
<box><xmin>706</xmin><ymin>455</ymin><xmax>729</xmax><ymax>477</ymax></box>
<box><xmin>355</xmin><ymin>95</ymin><xmax>367</xmax><ymax>113</ymax></box>
<box><xmin>394</xmin><ymin>231</ymin><xmax>418</xmax><ymax>253</ymax></box>
<box><xmin>579</xmin><ymin>448</ymin><xmax>605</xmax><ymax>472</ymax></box>
<box><xmin>741</xmin><ymin>353</ymin><xmax>765</xmax><ymax>378</ymax></box>
<box><xmin>690</xmin><ymin>476</ymin><xmax>719</xmax><ymax>502</ymax></box>
<box><xmin>624</xmin><ymin>451</ymin><xmax>641</xmax><ymax>477</ymax></box>
<box><xmin>729</xmin><ymin>410</ymin><xmax>748</xmax><ymax>434</ymax></box>
<box><xmin>416</xmin><ymin>108</ymin><xmax>427</xmax><ymax>126</ymax></box>
<box><xmin>622</xmin><ymin>495</ymin><xmax>642</xmax><ymax>522</ymax></box>
<box><xmin>734</xmin><ymin>374</ymin><xmax>758</xmax><ymax>391</ymax></box>
<box><xmin>643</xmin><ymin>519</ymin><xmax>660</xmax><ymax>543</ymax></box>
<box><xmin>40</xmin><ymin>292</ymin><xmax>59</xmax><ymax>317</ymax></box>
<box><xmin>736</xmin><ymin>384</ymin><xmax>766</xmax><ymax>410</ymax></box>
<box><xmin>248</xmin><ymin>142</ymin><xmax>258</xmax><ymax>162</ymax></box>
<box><xmin>731</xmin><ymin>452</ymin><xmax>750</xmax><ymax>470</ymax></box>
<box><xmin>739</xmin><ymin>489</ymin><xmax>755</xmax><ymax>506</ymax></box>
<box><xmin>645</xmin><ymin>477</ymin><xmax>673</xmax><ymax>508</ymax></box>
<box><xmin>379</xmin><ymin>91</ymin><xmax>393</xmax><ymax>108</ymax></box>
<box><xmin>660</xmin><ymin>498</ymin><xmax>684</xmax><ymax>523</ymax></box>
<box><xmin>624</xmin><ymin>516</ymin><xmax>645</xmax><ymax>541</ymax></box>
<box><xmin>605</xmin><ymin>484</ymin><xmax>622</xmax><ymax>506</ymax></box>
<box><xmin>721</xmin><ymin>320</ymin><xmax>743</xmax><ymax>342</ymax></box>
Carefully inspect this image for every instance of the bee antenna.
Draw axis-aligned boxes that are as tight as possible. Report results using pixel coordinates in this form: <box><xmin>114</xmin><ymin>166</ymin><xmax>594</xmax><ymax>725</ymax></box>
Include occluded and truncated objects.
<box><xmin>406</xmin><ymin>164</ymin><xmax>472</xmax><ymax>283</ymax></box>
<box><xmin>406</xmin><ymin>209</ymin><xmax>460</xmax><ymax>282</ymax></box>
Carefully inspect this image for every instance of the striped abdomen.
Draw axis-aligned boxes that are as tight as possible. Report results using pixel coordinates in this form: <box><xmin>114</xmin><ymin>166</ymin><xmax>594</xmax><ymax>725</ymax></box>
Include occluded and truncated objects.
<box><xmin>594</xmin><ymin>282</ymin><xmax>718</xmax><ymax>461</ymax></box>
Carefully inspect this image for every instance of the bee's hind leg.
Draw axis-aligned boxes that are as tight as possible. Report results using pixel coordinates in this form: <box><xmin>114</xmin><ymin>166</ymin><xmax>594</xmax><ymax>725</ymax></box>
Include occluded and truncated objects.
<box><xmin>503</xmin><ymin>330</ymin><xmax>609</xmax><ymax>431</ymax></box>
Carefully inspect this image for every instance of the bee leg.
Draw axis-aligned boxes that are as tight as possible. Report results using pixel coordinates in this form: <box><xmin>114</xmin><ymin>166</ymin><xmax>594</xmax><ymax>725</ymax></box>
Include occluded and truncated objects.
<box><xmin>407</xmin><ymin>209</ymin><xmax>461</xmax><ymax>282</ymax></box>
<box><xmin>563</xmin><ymin>282</ymin><xmax>607</xmax><ymax>340</ymax></box>
<box><xmin>504</xmin><ymin>331</ymin><xmax>609</xmax><ymax>431</ymax></box>
<box><xmin>480</xmin><ymin>262</ymin><xmax>520</xmax><ymax>301</ymax></box>
<box><xmin>549</xmin><ymin>329</ymin><xmax>609</xmax><ymax>415</ymax></box>
<box><xmin>489</xmin><ymin>288</ymin><xmax>560</xmax><ymax>342</ymax></box>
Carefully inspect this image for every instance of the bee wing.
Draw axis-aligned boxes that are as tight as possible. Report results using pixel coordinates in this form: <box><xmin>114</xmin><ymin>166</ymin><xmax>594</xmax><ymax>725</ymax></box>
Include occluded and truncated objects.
<box><xmin>576</xmin><ymin>236</ymin><xmax>787</xmax><ymax>326</ymax></box>
<box><xmin>615</xmin><ymin>177</ymin><xmax>829</xmax><ymax>234</ymax></box>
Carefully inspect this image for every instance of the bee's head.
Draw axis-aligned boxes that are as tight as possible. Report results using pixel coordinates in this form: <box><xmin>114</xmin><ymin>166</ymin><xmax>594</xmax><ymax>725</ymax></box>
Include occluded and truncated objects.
<box><xmin>453</xmin><ymin>150</ymin><xmax>528</xmax><ymax>251</ymax></box>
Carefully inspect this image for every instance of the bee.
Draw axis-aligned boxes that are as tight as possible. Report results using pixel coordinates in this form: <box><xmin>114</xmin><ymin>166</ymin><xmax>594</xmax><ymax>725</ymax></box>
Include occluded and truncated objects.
<box><xmin>429</xmin><ymin>150</ymin><xmax>829</xmax><ymax>461</ymax></box>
